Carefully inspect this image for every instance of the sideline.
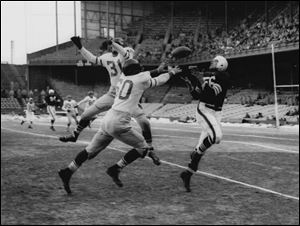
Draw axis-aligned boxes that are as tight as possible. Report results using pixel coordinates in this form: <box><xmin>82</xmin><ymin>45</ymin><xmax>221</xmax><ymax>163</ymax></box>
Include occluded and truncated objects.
<box><xmin>5</xmin><ymin>120</ymin><xmax>298</xmax><ymax>154</ymax></box>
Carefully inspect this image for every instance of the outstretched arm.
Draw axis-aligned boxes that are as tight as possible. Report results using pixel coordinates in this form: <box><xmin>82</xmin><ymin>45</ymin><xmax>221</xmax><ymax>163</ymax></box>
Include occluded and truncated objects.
<box><xmin>71</xmin><ymin>36</ymin><xmax>99</xmax><ymax>65</ymax></box>
<box><xmin>149</xmin><ymin>66</ymin><xmax>182</xmax><ymax>88</ymax></box>
<box><xmin>79</xmin><ymin>47</ymin><xmax>98</xmax><ymax>64</ymax></box>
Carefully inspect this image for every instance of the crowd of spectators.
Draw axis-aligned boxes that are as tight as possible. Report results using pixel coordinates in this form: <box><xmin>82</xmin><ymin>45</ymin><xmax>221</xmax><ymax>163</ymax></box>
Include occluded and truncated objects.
<box><xmin>134</xmin><ymin>35</ymin><xmax>164</xmax><ymax>63</ymax></box>
<box><xmin>131</xmin><ymin>4</ymin><xmax>298</xmax><ymax>63</ymax></box>
<box><xmin>1</xmin><ymin>82</ymin><xmax>52</xmax><ymax>113</ymax></box>
<box><xmin>189</xmin><ymin>7</ymin><xmax>299</xmax><ymax>59</ymax></box>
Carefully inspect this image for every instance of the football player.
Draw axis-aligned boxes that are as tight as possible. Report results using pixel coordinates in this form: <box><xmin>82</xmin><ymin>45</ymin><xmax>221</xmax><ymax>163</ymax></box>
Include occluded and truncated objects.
<box><xmin>179</xmin><ymin>55</ymin><xmax>230</xmax><ymax>192</ymax></box>
<box><xmin>45</xmin><ymin>89</ymin><xmax>59</xmax><ymax>131</ymax></box>
<box><xmin>76</xmin><ymin>91</ymin><xmax>97</xmax><ymax>128</ymax></box>
<box><xmin>20</xmin><ymin>98</ymin><xmax>35</xmax><ymax>129</ymax></box>
<box><xmin>58</xmin><ymin>59</ymin><xmax>182</xmax><ymax>194</ymax></box>
<box><xmin>62</xmin><ymin>95</ymin><xmax>78</xmax><ymax>132</ymax></box>
<box><xmin>77</xmin><ymin>91</ymin><xmax>97</xmax><ymax>112</ymax></box>
<box><xmin>59</xmin><ymin>36</ymin><xmax>162</xmax><ymax>165</ymax></box>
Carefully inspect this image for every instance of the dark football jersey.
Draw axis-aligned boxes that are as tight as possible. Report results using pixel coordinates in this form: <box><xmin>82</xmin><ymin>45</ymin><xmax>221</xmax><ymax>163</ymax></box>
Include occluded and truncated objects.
<box><xmin>199</xmin><ymin>70</ymin><xmax>230</xmax><ymax>111</ymax></box>
<box><xmin>45</xmin><ymin>95</ymin><xmax>58</xmax><ymax>106</ymax></box>
<box><xmin>183</xmin><ymin>69</ymin><xmax>230</xmax><ymax>111</ymax></box>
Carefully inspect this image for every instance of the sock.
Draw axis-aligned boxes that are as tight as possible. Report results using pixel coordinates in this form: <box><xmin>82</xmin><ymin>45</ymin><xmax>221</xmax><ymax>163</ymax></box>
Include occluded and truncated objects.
<box><xmin>116</xmin><ymin>149</ymin><xmax>141</xmax><ymax>169</ymax></box>
<box><xmin>188</xmin><ymin>151</ymin><xmax>203</xmax><ymax>172</ymax></box>
<box><xmin>196</xmin><ymin>136</ymin><xmax>213</xmax><ymax>154</ymax></box>
<box><xmin>188</xmin><ymin>136</ymin><xmax>213</xmax><ymax>173</ymax></box>
<box><xmin>51</xmin><ymin>119</ymin><xmax>54</xmax><ymax>125</ymax></box>
<box><xmin>74</xmin><ymin>118</ymin><xmax>90</xmax><ymax>134</ymax></box>
<box><xmin>68</xmin><ymin>149</ymin><xmax>88</xmax><ymax>173</ymax></box>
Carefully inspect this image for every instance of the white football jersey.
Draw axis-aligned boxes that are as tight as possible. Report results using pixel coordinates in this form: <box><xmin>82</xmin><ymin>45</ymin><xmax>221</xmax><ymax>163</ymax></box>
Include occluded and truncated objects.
<box><xmin>27</xmin><ymin>102</ymin><xmax>35</xmax><ymax>112</ymax></box>
<box><xmin>112</xmin><ymin>71</ymin><xmax>153</xmax><ymax>114</ymax></box>
<box><xmin>96</xmin><ymin>48</ymin><xmax>134</xmax><ymax>87</ymax></box>
<box><xmin>78</xmin><ymin>96</ymin><xmax>96</xmax><ymax>110</ymax></box>
<box><xmin>63</xmin><ymin>100</ymin><xmax>77</xmax><ymax>111</ymax></box>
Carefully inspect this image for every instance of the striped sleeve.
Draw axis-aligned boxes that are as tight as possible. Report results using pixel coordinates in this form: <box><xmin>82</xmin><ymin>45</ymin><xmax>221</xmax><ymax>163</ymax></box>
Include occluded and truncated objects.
<box><xmin>210</xmin><ymin>82</ymin><xmax>222</xmax><ymax>95</ymax></box>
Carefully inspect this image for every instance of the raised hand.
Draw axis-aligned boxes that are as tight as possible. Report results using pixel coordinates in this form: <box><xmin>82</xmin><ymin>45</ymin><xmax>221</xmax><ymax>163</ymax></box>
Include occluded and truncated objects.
<box><xmin>71</xmin><ymin>36</ymin><xmax>82</xmax><ymax>49</ymax></box>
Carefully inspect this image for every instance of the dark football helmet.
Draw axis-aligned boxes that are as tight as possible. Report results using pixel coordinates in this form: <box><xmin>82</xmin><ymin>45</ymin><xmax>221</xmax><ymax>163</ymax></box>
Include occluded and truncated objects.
<box><xmin>123</xmin><ymin>59</ymin><xmax>142</xmax><ymax>76</ymax></box>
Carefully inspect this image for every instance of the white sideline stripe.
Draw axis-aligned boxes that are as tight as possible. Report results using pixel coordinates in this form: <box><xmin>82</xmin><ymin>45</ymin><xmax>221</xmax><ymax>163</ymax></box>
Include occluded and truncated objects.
<box><xmin>2</xmin><ymin>119</ymin><xmax>299</xmax><ymax>141</ymax></box>
<box><xmin>6</xmin><ymin>120</ymin><xmax>298</xmax><ymax>153</ymax></box>
<box><xmin>148</xmin><ymin>126</ymin><xmax>299</xmax><ymax>141</ymax></box>
<box><xmin>154</xmin><ymin>135</ymin><xmax>299</xmax><ymax>154</ymax></box>
<box><xmin>1</xmin><ymin>127</ymin><xmax>299</xmax><ymax>201</ymax></box>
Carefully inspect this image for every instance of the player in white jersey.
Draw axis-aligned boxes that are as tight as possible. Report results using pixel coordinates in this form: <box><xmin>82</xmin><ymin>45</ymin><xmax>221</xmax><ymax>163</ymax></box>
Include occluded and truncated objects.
<box><xmin>77</xmin><ymin>91</ymin><xmax>97</xmax><ymax>111</ymax></box>
<box><xmin>76</xmin><ymin>91</ymin><xmax>97</xmax><ymax>128</ymax></box>
<box><xmin>58</xmin><ymin>59</ymin><xmax>182</xmax><ymax>194</ymax></box>
<box><xmin>20</xmin><ymin>98</ymin><xmax>35</xmax><ymax>129</ymax></box>
<box><xmin>62</xmin><ymin>95</ymin><xmax>79</xmax><ymax>132</ymax></box>
<box><xmin>59</xmin><ymin>36</ymin><xmax>162</xmax><ymax>165</ymax></box>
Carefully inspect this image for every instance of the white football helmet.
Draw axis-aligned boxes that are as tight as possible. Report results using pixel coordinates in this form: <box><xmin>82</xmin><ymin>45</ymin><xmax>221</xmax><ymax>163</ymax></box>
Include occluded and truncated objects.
<box><xmin>49</xmin><ymin>89</ymin><xmax>55</xmax><ymax>95</ymax></box>
<box><xmin>210</xmin><ymin>55</ymin><xmax>228</xmax><ymax>71</ymax></box>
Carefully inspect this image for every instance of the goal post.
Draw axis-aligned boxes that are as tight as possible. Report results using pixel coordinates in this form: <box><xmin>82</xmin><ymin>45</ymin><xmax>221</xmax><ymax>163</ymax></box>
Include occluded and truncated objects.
<box><xmin>271</xmin><ymin>44</ymin><xmax>299</xmax><ymax>128</ymax></box>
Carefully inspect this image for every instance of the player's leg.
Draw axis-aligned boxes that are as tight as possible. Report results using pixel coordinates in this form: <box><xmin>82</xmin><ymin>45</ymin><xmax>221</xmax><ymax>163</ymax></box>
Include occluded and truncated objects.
<box><xmin>105</xmin><ymin>111</ymin><xmax>150</xmax><ymax>187</ymax></box>
<box><xmin>66</xmin><ymin>113</ymin><xmax>71</xmax><ymax>132</ymax></box>
<box><xmin>72</xmin><ymin>112</ymin><xmax>79</xmax><ymax>125</ymax></box>
<box><xmin>133</xmin><ymin>107</ymin><xmax>161</xmax><ymax>165</ymax></box>
<box><xmin>48</xmin><ymin>106</ymin><xmax>56</xmax><ymax>131</ymax></box>
<box><xmin>58</xmin><ymin>128</ymin><xmax>114</xmax><ymax>194</ymax></box>
<box><xmin>21</xmin><ymin>110</ymin><xmax>27</xmax><ymax>125</ymax></box>
<box><xmin>28</xmin><ymin>111</ymin><xmax>33</xmax><ymax>129</ymax></box>
<box><xmin>59</xmin><ymin>94</ymin><xmax>114</xmax><ymax>142</ymax></box>
<box><xmin>180</xmin><ymin>108</ymin><xmax>222</xmax><ymax>192</ymax></box>
<box><xmin>107</xmin><ymin>128</ymin><xmax>149</xmax><ymax>187</ymax></box>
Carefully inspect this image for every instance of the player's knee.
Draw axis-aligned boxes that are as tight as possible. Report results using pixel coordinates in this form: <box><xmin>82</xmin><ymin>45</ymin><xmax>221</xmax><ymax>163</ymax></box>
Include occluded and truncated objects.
<box><xmin>215</xmin><ymin>132</ymin><xmax>223</xmax><ymax>144</ymax></box>
<box><xmin>136</xmin><ymin>147</ymin><xmax>148</xmax><ymax>158</ymax></box>
<box><xmin>87</xmin><ymin>150</ymin><xmax>99</xmax><ymax>160</ymax></box>
<box><xmin>135</xmin><ymin>115</ymin><xmax>150</xmax><ymax>129</ymax></box>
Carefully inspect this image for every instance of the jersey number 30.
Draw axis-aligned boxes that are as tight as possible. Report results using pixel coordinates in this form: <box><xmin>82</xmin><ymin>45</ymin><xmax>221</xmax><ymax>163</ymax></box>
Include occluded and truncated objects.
<box><xmin>119</xmin><ymin>80</ymin><xmax>133</xmax><ymax>100</ymax></box>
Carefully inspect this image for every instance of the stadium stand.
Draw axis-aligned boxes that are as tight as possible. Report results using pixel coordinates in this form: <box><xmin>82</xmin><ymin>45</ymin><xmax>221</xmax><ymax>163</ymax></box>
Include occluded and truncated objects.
<box><xmin>23</xmin><ymin>1</ymin><xmax>298</xmax><ymax>126</ymax></box>
<box><xmin>1</xmin><ymin>98</ymin><xmax>23</xmax><ymax>114</ymax></box>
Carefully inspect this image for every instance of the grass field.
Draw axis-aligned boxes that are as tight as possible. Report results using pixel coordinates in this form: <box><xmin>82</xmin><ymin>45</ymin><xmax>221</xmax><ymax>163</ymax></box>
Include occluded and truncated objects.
<box><xmin>1</xmin><ymin>115</ymin><xmax>299</xmax><ymax>225</ymax></box>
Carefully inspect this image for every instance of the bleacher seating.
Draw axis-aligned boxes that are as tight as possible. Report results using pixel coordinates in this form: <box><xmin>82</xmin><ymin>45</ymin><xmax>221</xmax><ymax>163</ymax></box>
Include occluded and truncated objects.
<box><xmin>1</xmin><ymin>98</ymin><xmax>23</xmax><ymax>114</ymax></box>
<box><xmin>161</xmin><ymin>86</ymin><xmax>192</xmax><ymax>104</ymax></box>
<box><xmin>148</xmin><ymin>102</ymin><xmax>298</xmax><ymax>123</ymax></box>
<box><xmin>49</xmin><ymin>78</ymin><xmax>109</xmax><ymax>102</ymax></box>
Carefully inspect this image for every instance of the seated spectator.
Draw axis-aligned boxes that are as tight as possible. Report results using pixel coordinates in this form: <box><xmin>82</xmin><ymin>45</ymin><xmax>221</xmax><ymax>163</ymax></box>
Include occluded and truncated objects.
<box><xmin>9</xmin><ymin>89</ymin><xmax>14</xmax><ymax>99</ymax></box>
<box><xmin>21</xmin><ymin>88</ymin><xmax>28</xmax><ymax>99</ymax></box>
<box><xmin>28</xmin><ymin>89</ymin><xmax>34</xmax><ymax>98</ymax></box>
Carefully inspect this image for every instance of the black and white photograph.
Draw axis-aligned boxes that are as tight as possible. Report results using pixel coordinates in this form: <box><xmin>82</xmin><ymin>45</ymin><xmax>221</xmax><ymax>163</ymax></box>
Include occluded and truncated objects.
<box><xmin>1</xmin><ymin>1</ymin><xmax>299</xmax><ymax>225</ymax></box>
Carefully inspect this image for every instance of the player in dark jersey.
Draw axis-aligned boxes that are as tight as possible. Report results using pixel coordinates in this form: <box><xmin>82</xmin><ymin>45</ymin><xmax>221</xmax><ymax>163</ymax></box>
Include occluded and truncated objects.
<box><xmin>45</xmin><ymin>89</ymin><xmax>59</xmax><ymax>131</ymax></box>
<box><xmin>179</xmin><ymin>55</ymin><xmax>230</xmax><ymax>192</ymax></box>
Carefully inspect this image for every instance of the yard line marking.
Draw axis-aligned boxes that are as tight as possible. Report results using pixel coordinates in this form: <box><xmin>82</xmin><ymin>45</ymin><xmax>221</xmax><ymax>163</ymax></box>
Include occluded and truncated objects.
<box><xmin>2</xmin><ymin>127</ymin><xmax>299</xmax><ymax>201</ymax></box>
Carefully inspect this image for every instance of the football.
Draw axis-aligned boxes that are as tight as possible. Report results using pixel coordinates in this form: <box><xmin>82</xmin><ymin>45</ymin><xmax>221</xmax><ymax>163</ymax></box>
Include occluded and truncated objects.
<box><xmin>171</xmin><ymin>46</ymin><xmax>192</xmax><ymax>59</ymax></box>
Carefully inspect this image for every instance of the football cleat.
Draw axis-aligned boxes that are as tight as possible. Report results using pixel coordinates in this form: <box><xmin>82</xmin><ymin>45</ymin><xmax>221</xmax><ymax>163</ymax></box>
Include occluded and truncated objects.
<box><xmin>20</xmin><ymin>120</ymin><xmax>25</xmax><ymax>125</ymax></box>
<box><xmin>148</xmin><ymin>148</ymin><xmax>161</xmax><ymax>166</ymax></box>
<box><xmin>59</xmin><ymin>131</ymin><xmax>79</xmax><ymax>143</ymax></box>
<box><xmin>106</xmin><ymin>165</ymin><xmax>123</xmax><ymax>187</ymax></box>
<box><xmin>28</xmin><ymin>125</ymin><xmax>33</xmax><ymax>129</ymax></box>
<box><xmin>50</xmin><ymin>126</ymin><xmax>56</xmax><ymax>131</ymax></box>
<box><xmin>58</xmin><ymin>168</ymin><xmax>72</xmax><ymax>194</ymax></box>
<box><xmin>180</xmin><ymin>171</ymin><xmax>192</xmax><ymax>192</ymax></box>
